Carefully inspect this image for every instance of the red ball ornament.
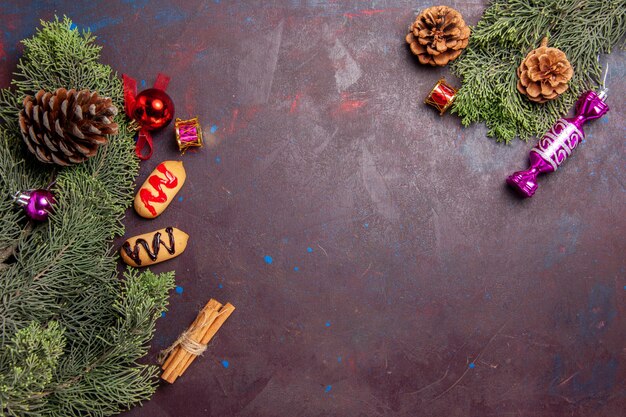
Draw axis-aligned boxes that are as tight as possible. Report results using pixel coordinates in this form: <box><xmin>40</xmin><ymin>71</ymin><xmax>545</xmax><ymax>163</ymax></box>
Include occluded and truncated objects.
<box><xmin>132</xmin><ymin>88</ymin><xmax>175</xmax><ymax>131</ymax></box>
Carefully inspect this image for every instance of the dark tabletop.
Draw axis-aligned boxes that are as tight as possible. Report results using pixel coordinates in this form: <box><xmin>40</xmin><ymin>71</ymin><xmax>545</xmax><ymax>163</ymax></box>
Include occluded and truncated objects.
<box><xmin>2</xmin><ymin>1</ymin><xmax>625</xmax><ymax>416</ymax></box>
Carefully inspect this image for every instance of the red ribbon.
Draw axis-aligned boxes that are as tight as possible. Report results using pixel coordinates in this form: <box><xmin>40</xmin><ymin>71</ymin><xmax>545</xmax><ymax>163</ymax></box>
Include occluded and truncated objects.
<box><xmin>122</xmin><ymin>73</ymin><xmax>171</xmax><ymax>160</ymax></box>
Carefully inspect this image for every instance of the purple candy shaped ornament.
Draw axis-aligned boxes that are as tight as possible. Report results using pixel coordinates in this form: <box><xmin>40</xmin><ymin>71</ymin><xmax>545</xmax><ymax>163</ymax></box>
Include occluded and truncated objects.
<box><xmin>507</xmin><ymin>88</ymin><xmax>609</xmax><ymax>198</ymax></box>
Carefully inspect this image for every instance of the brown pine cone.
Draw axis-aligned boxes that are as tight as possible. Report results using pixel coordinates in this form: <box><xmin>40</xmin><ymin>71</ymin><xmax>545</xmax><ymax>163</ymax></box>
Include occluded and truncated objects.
<box><xmin>517</xmin><ymin>37</ymin><xmax>573</xmax><ymax>103</ymax></box>
<box><xmin>405</xmin><ymin>6</ymin><xmax>471</xmax><ymax>66</ymax></box>
<box><xmin>18</xmin><ymin>88</ymin><xmax>119</xmax><ymax>166</ymax></box>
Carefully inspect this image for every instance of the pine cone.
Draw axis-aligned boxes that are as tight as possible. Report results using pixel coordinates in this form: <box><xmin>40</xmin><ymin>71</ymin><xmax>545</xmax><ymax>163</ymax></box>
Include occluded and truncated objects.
<box><xmin>405</xmin><ymin>6</ymin><xmax>470</xmax><ymax>66</ymax></box>
<box><xmin>18</xmin><ymin>88</ymin><xmax>119</xmax><ymax>166</ymax></box>
<box><xmin>517</xmin><ymin>38</ymin><xmax>573</xmax><ymax>103</ymax></box>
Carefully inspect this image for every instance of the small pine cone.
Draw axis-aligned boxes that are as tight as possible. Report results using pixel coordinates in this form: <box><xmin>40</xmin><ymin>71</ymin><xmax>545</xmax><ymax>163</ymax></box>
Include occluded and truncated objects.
<box><xmin>18</xmin><ymin>88</ymin><xmax>119</xmax><ymax>166</ymax></box>
<box><xmin>405</xmin><ymin>6</ymin><xmax>470</xmax><ymax>66</ymax></box>
<box><xmin>517</xmin><ymin>37</ymin><xmax>573</xmax><ymax>103</ymax></box>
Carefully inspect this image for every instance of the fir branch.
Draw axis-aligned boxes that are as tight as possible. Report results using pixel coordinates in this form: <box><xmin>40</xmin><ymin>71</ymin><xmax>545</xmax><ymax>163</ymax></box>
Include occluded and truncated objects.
<box><xmin>451</xmin><ymin>0</ymin><xmax>626</xmax><ymax>143</ymax></box>
<box><xmin>0</xmin><ymin>17</ymin><xmax>174</xmax><ymax>417</ymax></box>
<box><xmin>0</xmin><ymin>322</ymin><xmax>65</xmax><ymax>416</ymax></box>
<box><xmin>0</xmin><ymin>90</ymin><xmax>19</xmax><ymax>133</ymax></box>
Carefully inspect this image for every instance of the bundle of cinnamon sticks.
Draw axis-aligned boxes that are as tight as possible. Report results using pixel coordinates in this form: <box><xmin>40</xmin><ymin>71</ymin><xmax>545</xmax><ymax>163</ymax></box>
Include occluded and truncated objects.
<box><xmin>160</xmin><ymin>299</ymin><xmax>235</xmax><ymax>383</ymax></box>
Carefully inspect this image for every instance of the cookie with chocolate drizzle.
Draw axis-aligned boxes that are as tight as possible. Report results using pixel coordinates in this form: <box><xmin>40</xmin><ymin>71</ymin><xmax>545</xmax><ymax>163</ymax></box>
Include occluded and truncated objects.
<box><xmin>120</xmin><ymin>227</ymin><xmax>189</xmax><ymax>267</ymax></box>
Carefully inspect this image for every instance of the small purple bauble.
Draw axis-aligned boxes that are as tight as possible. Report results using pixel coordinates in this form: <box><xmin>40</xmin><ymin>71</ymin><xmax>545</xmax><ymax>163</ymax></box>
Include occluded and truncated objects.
<box><xmin>14</xmin><ymin>189</ymin><xmax>56</xmax><ymax>221</ymax></box>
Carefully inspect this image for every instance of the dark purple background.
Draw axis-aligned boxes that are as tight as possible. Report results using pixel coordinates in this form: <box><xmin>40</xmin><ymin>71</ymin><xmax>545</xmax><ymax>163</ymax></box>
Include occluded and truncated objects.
<box><xmin>2</xmin><ymin>1</ymin><xmax>625</xmax><ymax>416</ymax></box>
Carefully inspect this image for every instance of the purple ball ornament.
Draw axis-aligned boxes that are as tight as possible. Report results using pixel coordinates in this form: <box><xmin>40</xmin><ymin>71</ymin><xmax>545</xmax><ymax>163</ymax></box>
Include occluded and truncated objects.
<box><xmin>13</xmin><ymin>189</ymin><xmax>56</xmax><ymax>221</ymax></box>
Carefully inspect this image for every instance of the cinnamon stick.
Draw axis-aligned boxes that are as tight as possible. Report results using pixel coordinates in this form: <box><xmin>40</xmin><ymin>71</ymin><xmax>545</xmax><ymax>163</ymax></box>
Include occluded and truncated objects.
<box><xmin>179</xmin><ymin>302</ymin><xmax>236</xmax><ymax>375</ymax></box>
<box><xmin>162</xmin><ymin>299</ymin><xmax>221</xmax><ymax>370</ymax></box>
<box><xmin>160</xmin><ymin>298</ymin><xmax>234</xmax><ymax>383</ymax></box>
<box><xmin>162</xmin><ymin>307</ymin><xmax>221</xmax><ymax>382</ymax></box>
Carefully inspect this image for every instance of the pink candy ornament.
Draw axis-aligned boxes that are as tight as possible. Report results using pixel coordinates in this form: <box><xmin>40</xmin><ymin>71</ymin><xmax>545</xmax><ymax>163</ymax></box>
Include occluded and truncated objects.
<box><xmin>507</xmin><ymin>88</ymin><xmax>609</xmax><ymax>198</ymax></box>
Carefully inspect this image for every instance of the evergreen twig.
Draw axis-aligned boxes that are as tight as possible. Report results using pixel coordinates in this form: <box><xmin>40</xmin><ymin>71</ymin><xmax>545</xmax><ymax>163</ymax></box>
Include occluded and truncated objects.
<box><xmin>451</xmin><ymin>0</ymin><xmax>626</xmax><ymax>143</ymax></box>
<box><xmin>0</xmin><ymin>17</ymin><xmax>175</xmax><ymax>416</ymax></box>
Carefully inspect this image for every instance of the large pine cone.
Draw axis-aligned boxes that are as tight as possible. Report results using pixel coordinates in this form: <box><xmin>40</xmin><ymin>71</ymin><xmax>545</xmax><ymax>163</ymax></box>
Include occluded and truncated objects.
<box><xmin>517</xmin><ymin>38</ymin><xmax>573</xmax><ymax>103</ymax></box>
<box><xmin>19</xmin><ymin>88</ymin><xmax>119</xmax><ymax>166</ymax></box>
<box><xmin>406</xmin><ymin>6</ymin><xmax>470</xmax><ymax>66</ymax></box>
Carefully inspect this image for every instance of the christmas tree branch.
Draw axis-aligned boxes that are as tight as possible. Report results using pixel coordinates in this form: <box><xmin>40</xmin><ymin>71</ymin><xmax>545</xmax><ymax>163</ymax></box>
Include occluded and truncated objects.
<box><xmin>0</xmin><ymin>17</ymin><xmax>174</xmax><ymax>416</ymax></box>
<box><xmin>451</xmin><ymin>0</ymin><xmax>625</xmax><ymax>142</ymax></box>
<box><xmin>0</xmin><ymin>222</ymin><xmax>33</xmax><ymax>266</ymax></box>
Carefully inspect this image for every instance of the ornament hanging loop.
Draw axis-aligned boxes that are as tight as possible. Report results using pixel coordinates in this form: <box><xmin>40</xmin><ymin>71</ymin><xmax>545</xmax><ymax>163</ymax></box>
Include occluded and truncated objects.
<box><xmin>601</xmin><ymin>62</ymin><xmax>609</xmax><ymax>87</ymax></box>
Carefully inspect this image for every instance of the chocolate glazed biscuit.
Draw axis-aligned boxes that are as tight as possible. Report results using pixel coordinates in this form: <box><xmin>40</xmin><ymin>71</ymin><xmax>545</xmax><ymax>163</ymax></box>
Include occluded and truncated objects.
<box><xmin>120</xmin><ymin>227</ymin><xmax>189</xmax><ymax>267</ymax></box>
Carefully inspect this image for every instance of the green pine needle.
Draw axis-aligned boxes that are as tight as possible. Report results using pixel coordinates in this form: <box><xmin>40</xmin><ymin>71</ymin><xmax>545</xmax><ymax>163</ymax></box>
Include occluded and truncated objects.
<box><xmin>451</xmin><ymin>0</ymin><xmax>626</xmax><ymax>143</ymax></box>
<box><xmin>0</xmin><ymin>17</ymin><xmax>175</xmax><ymax>417</ymax></box>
